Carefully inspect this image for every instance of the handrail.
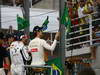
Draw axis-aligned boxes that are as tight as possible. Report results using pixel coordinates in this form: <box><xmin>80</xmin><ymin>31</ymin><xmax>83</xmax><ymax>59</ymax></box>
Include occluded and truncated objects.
<box><xmin>92</xmin><ymin>38</ymin><xmax>100</xmax><ymax>42</ymax></box>
<box><xmin>66</xmin><ymin>34</ymin><xmax>90</xmax><ymax>41</ymax></box>
<box><xmin>71</xmin><ymin>23</ymin><xmax>89</xmax><ymax>28</ymax></box>
<box><xmin>66</xmin><ymin>35</ymin><xmax>100</xmax><ymax>48</ymax></box>
<box><xmin>69</xmin><ymin>28</ymin><xmax>90</xmax><ymax>35</ymax></box>
<box><xmin>92</xmin><ymin>18</ymin><xmax>100</xmax><ymax>22</ymax></box>
<box><xmin>65</xmin><ymin>40</ymin><xmax>90</xmax><ymax>48</ymax></box>
<box><xmin>71</xmin><ymin>12</ymin><xmax>97</xmax><ymax>21</ymax></box>
<box><xmin>71</xmin><ymin>12</ymin><xmax>97</xmax><ymax>28</ymax></box>
<box><xmin>71</xmin><ymin>17</ymin><xmax>100</xmax><ymax>28</ymax></box>
<box><xmin>23</xmin><ymin>65</ymin><xmax>52</xmax><ymax>68</ymax></box>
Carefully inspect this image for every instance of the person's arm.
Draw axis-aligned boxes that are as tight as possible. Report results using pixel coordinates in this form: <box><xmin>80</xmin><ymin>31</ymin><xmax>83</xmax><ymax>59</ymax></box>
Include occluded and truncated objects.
<box><xmin>22</xmin><ymin>46</ymin><xmax>31</xmax><ymax>61</ymax></box>
<box><xmin>42</xmin><ymin>40</ymin><xmax>57</xmax><ymax>51</ymax></box>
<box><xmin>83</xmin><ymin>4</ymin><xmax>93</xmax><ymax>14</ymax></box>
<box><xmin>2</xmin><ymin>47</ymin><xmax>10</xmax><ymax>72</ymax></box>
<box><xmin>78</xmin><ymin>7</ymin><xmax>80</xmax><ymax>18</ymax></box>
<box><xmin>4</xmin><ymin>57</ymin><xmax>10</xmax><ymax>69</ymax></box>
<box><xmin>83</xmin><ymin>9</ymin><xmax>93</xmax><ymax>14</ymax></box>
<box><xmin>42</xmin><ymin>32</ymin><xmax>60</xmax><ymax>51</ymax></box>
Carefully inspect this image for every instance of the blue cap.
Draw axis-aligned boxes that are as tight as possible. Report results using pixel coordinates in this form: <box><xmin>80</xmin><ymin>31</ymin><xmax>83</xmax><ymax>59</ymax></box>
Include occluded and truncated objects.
<box><xmin>33</xmin><ymin>26</ymin><xmax>43</xmax><ymax>33</ymax></box>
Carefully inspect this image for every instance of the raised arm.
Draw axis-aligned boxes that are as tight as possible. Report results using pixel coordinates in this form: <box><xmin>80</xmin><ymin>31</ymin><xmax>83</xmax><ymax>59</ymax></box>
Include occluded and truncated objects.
<box><xmin>42</xmin><ymin>32</ymin><xmax>60</xmax><ymax>51</ymax></box>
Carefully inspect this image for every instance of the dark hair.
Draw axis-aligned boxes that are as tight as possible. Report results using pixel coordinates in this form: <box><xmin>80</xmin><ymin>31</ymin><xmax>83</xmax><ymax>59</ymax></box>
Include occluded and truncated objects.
<box><xmin>0</xmin><ymin>32</ymin><xmax>4</xmax><ymax>40</ymax></box>
<box><xmin>80</xmin><ymin>0</ymin><xmax>85</xmax><ymax>2</ymax></box>
<box><xmin>33</xmin><ymin>32</ymin><xmax>37</xmax><ymax>38</ymax></box>
<box><xmin>78</xmin><ymin>68</ymin><xmax>96</xmax><ymax>75</ymax></box>
<box><xmin>6</xmin><ymin>34</ymin><xmax>16</xmax><ymax>41</ymax></box>
<box><xmin>33</xmin><ymin>26</ymin><xmax>42</xmax><ymax>38</ymax></box>
<box><xmin>6</xmin><ymin>34</ymin><xmax>14</xmax><ymax>38</ymax></box>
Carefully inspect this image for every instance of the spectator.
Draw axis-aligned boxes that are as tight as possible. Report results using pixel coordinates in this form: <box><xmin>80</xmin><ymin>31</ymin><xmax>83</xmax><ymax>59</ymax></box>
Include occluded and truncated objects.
<box><xmin>91</xmin><ymin>25</ymin><xmax>100</xmax><ymax>59</ymax></box>
<box><xmin>93</xmin><ymin>25</ymin><xmax>100</xmax><ymax>45</ymax></box>
<box><xmin>92</xmin><ymin>0</ymin><xmax>100</xmax><ymax>26</ymax></box>
<box><xmin>78</xmin><ymin>0</ymin><xmax>86</xmax><ymax>35</ymax></box>
<box><xmin>83</xmin><ymin>0</ymin><xmax>93</xmax><ymax>15</ymax></box>
<box><xmin>6</xmin><ymin>34</ymin><xmax>16</xmax><ymax>49</ymax></box>
<box><xmin>78</xmin><ymin>0</ymin><xmax>85</xmax><ymax>24</ymax></box>
<box><xmin>0</xmin><ymin>32</ymin><xmax>10</xmax><ymax>75</ymax></box>
<box><xmin>7</xmin><ymin>26</ymin><xmax>14</xmax><ymax>35</ymax></box>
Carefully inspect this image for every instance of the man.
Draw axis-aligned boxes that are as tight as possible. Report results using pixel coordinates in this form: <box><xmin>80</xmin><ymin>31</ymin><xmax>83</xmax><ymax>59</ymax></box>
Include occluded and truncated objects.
<box><xmin>4</xmin><ymin>34</ymin><xmax>15</xmax><ymax>75</ymax></box>
<box><xmin>78</xmin><ymin>0</ymin><xmax>86</xmax><ymax>35</ymax></box>
<box><xmin>6</xmin><ymin>34</ymin><xmax>15</xmax><ymax>47</ymax></box>
<box><xmin>0</xmin><ymin>32</ymin><xmax>10</xmax><ymax>75</ymax></box>
<box><xmin>10</xmin><ymin>34</ymin><xmax>30</xmax><ymax>75</ymax></box>
<box><xmin>28</xmin><ymin>26</ymin><xmax>60</xmax><ymax>66</ymax></box>
<box><xmin>92</xmin><ymin>0</ymin><xmax>100</xmax><ymax>26</ymax></box>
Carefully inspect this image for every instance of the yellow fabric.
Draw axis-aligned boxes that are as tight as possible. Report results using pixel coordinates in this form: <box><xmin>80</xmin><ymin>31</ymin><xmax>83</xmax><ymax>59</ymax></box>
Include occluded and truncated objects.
<box><xmin>79</xmin><ymin>18</ymin><xmax>85</xmax><ymax>35</ymax></box>
<box><xmin>88</xmin><ymin>0</ymin><xmax>93</xmax><ymax>4</ymax></box>
<box><xmin>80</xmin><ymin>19</ymin><xmax>85</xmax><ymax>24</ymax></box>
<box><xmin>84</xmin><ymin>4</ymin><xmax>89</xmax><ymax>13</ymax></box>
<box><xmin>51</xmin><ymin>64</ymin><xmax>62</xmax><ymax>75</ymax></box>
<box><xmin>80</xmin><ymin>26</ymin><xmax>83</xmax><ymax>35</ymax></box>
<box><xmin>84</xmin><ymin>0</ymin><xmax>93</xmax><ymax>13</ymax></box>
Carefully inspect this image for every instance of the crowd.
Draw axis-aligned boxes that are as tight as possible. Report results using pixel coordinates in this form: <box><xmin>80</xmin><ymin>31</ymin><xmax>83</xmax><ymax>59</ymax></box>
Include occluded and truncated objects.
<box><xmin>0</xmin><ymin>26</ymin><xmax>60</xmax><ymax>75</ymax></box>
<box><xmin>66</xmin><ymin>0</ymin><xmax>100</xmax><ymax>75</ymax></box>
<box><xmin>1</xmin><ymin>0</ymin><xmax>100</xmax><ymax>75</ymax></box>
<box><xmin>67</xmin><ymin>0</ymin><xmax>100</xmax><ymax>50</ymax></box>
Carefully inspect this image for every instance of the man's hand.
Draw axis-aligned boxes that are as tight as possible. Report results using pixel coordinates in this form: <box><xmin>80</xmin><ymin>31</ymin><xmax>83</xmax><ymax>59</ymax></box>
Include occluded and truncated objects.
<box><xmin>55</xmin><ymin>32</ymin><xmax>60</xmax><ymax>40</ymax></box>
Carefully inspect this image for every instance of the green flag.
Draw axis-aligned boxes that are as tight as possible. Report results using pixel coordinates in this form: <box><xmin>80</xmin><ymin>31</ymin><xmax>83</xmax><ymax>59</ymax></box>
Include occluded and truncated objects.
<box><xmin>42</xmin><ymin>16</ymin><xmax>49</xmax><ymax>31</ymax></box>
<box><xmin>17</xmin><ymin>15</ymin><xmax>29</xmax><ymax>30</ymax></box>
<box><xmin>47</xmin><ymin>58</ymin><xmax>64</xmax><ymax>75</ymax></box>
<box><xmin>61</xmin><ymin>3</ymin><xmax>71</xmax><ymax>33</ymax></box>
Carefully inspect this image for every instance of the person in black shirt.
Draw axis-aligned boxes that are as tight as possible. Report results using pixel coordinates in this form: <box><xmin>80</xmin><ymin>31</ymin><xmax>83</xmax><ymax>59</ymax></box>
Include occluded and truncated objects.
<box><xmin>92</xmin><ymin>0</ymin><xmax>100</xmax><ymax>26</ymax></box>
<box><xmin>0</xmin><ymin>32</ymin><xmax>10</xmax><ymax>75</ymax></box>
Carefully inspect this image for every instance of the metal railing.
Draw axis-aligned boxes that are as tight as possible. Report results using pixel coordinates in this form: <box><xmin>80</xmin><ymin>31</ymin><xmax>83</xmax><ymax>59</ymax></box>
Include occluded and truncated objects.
<box><xmin>65</xmin><ymin>12</ymin><xmax>100</xmax><ymax>52</ymax></box>
<box><xmin>23</xmin><ymin>65</ymin><xmax>53</xmax><ymax>75</ymax></box>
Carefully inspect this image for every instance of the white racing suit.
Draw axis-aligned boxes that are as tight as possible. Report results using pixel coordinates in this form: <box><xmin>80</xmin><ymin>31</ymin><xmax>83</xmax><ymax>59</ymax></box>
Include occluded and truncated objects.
<box><xmin>0</xmin><ymin>68</ymin><xmax>5</xmax><ymax>75</ymax></box>
<box><xmin>10</xmin><ymin>41</ymin><xmax>30</xmax><ymax>75</ymax></box>
<box><xmin>28</xmin><ymin>38</ymin><xmax>57</xmax><ymax>66</ymax></box>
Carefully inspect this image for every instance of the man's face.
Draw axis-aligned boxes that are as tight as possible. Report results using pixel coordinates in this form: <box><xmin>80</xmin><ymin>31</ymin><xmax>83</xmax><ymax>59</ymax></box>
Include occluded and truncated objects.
<box><xmin>8</xmin><ymin>37</ymin><xmax>14</xmax><ymax>43</ymax></box>
<box><xmin>38</xmin><ymin>31</ymin><xmax>43</xmax><ymax>38</ymax></box>
<box><xmin>79</xmin><ymin>1</ymin><xmax>85</xmax><ymax>7</ymax></box>
<box><xmin>22</xmin><ymin>38</ymin><xmax>28</xmax><ymax>45</ymax></box>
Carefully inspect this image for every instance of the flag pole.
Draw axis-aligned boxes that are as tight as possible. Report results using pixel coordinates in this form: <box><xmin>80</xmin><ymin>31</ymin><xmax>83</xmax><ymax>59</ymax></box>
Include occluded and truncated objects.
<box><xmin>59</xmin><ymin>0</ymin><xmax>66</xmax><ymax>75</ymax></box>
<box><xmin>22</xmin><ymin>0</ymin><xmax>30</xmax><ymax>37</ymax></box>
<box><xmin>50</xmin><ymin>32</ymin><xmax>53</xmax><ymax>55</ymax></box>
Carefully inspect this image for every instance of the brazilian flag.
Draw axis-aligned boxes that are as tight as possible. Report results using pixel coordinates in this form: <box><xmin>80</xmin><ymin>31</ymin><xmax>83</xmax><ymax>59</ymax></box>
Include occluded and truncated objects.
<box><xmin>61</xmin><ymin>3</ymin><xmax>71</xmax><ymax>33</ymax></box>
<box><xmin>17</xmin><ymin>15</ymin><xmax>29</xmax><ymax>30</ymax></box>
<box><xmin>46</xmin><ymin>58</ymin><xmax>64</xmax><ymax>75</ymax></box>
<box><xmin>42</xmin><ymin>16</ymin><xmax>49</xmax><ymax>31</ymax></box>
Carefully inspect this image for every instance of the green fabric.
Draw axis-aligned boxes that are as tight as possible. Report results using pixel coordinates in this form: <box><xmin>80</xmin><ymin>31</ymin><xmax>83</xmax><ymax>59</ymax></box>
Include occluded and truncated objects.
<box><xmin>42</xmin><ymin>16</ymin><xmax>49</xmax><ymax>31</ymax></box>
<box><xmin>17</xmin><ymin>15</ymin><xmax>29</xmax><ymax>30</ymax></box>
<box><xmin>46</xmin><ymin>57</ymin><xmax>64</xmax><ymax>75</ymax></box>
<box><xmin>61</xmin><ymin>4</ymin><xmax>71</xmax><ymax>33</ymax></box>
